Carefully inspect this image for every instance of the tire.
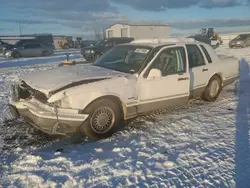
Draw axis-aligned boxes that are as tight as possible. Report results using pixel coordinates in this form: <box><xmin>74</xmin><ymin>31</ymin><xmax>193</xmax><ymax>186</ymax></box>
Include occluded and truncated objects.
<box><xmin>85</xmin><ymin>57</ymin><xmax>91</xmax><ymax>61</ymax></box>
<box><xmin>12</xmin><ymin>51</ymin><xmax>21</xmax><ymax>58</ymax></box>
<box><xmin>79</xmin><ymin>98</ymin><xmax>123</xmax><ymax>140</ymax></box>
<box><xmin>201</xmin><ymin>75</ymin><xmax>222</xmax><ymax>102</ymax></box>
<box><xmin>42</xmin><ymin>50</ymin><xmax>49</xmax><ymax>56</ymax></box>
<box><xmin>242</xmin><ymin>43</ymin><xmax>246</xmax><ymax>48</ymax></box>
<box><xmin>94</xmin><ymin>53</ymin><xmax>101</xmax><ymax>61</ymax></box>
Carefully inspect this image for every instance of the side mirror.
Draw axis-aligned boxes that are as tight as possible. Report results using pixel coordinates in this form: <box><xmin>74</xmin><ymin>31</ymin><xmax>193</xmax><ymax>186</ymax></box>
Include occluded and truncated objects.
<box><xmin>147</xmin><ymin>68</ymin><xmax>162</xmax><ymax>80</ymax></box>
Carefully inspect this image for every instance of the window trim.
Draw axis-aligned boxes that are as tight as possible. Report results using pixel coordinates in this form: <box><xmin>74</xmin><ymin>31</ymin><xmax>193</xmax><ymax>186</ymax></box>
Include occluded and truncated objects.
<box><xmin>200</xmin><ymin>45</ymin><xmax>212</xmax><ymax>63</ymax></box>
<box><xmin>23</xmin><ymin>44</ymin><xmax>32</xmax><ymax>48</ymax></box>
<box><xmin>186</xmin><ymin>44</ymin><xmax>206</xmax><ymax>68</ymax></box>
<box><xmin>145</xmin><ymin>46</ymin><xmax>187</xmax><ymax>77</ymax></box>
<box><xmin>23</xmin><ymin>43</ymin><xmax>41</xmax><ymax>48</ymax></box>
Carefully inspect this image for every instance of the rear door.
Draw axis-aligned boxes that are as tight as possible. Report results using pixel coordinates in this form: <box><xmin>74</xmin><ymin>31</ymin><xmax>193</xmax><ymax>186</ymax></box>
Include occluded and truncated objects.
<box><xmin>186</xmin><ymin>44</ymin><xmax>210</xmax><ymax>97</ymax></box>
<box><xmin>19</xmin><ymin>44</ymin><xmax>33</xmax><ymax>57</ymax></box>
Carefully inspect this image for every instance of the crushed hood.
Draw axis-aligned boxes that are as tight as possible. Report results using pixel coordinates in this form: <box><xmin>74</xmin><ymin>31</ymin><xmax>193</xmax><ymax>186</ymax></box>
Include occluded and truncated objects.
<box><xmin>21</xmin><ymin>64</ymin><xmax>128</xmax><ymax>96</ymax></box>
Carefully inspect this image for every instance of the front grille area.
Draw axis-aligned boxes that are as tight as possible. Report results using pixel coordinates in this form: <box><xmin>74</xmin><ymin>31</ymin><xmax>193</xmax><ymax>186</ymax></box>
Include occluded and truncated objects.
<box><xmin>18</xmin><ymin>81</ymin><xmax>48</xmax><ymax>103</ymax></box>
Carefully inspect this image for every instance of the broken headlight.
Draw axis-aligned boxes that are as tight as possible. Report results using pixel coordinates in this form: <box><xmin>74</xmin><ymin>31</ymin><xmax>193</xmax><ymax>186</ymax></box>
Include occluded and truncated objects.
<box><xmin>48</xmin><ymin>97</ymin><xmax>71</xmax><ymax>108</ymax></box>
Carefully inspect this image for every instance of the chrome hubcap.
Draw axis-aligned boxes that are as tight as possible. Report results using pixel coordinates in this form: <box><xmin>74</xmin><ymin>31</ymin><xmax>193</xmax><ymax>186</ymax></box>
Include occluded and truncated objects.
<box><xmin>209</xmin><ymin>80</ymin><xmax>220</xmax><ymax>97</ymax></box>
<box><xmin>90</xmin><ymin>107</ymin><xmax>115</xmax><ymax>134</ymax></box>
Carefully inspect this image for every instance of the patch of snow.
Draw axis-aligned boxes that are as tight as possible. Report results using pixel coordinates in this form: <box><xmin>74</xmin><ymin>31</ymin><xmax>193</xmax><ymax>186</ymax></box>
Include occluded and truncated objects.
<box><xmin>163</xmin><ymin>161</ymin><xmax>175</xmax><ymax>170</ymax></box>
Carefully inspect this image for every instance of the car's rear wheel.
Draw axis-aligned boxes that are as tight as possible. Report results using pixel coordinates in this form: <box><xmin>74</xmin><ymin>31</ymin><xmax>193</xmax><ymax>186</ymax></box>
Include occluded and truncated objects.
<box><xmin>12</xmin><ymin>51</ymin><xmax>21</xmax><ymax>58</ymax></box>
<box><xmin>79</xmin><ymin>98</ymin><xmax>123</xmax><ymax>140</ymax></box>
<box><xmin>201</xmin><ymin>75</ymin><xmax>222</xmax><ymax>102</ymax></box>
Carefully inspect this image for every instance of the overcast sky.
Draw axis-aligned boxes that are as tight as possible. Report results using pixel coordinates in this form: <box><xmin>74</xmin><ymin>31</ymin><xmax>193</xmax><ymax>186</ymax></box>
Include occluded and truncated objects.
<box><xmin>0</xmin><ymin>0</ymin><xmax>250</xmax><ymax>38</ymax></box>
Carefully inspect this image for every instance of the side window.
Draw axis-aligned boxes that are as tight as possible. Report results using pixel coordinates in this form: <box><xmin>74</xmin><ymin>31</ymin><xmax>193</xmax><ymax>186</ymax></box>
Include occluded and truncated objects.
<box><xmin>105</xmin><ymin>40</ymin><xmax>114</xmax><ymax>47</ymax></box>
<box><xmin>150</xmin><ymin>47</ymin><xmax>186</xmax><ymax>76</ymax></box>
<box><xmin>33</xmin><ymin>44</ymin><xmax>42</xmax><ymax>48</ymax></box>
<box><xmin>24</xmin><ymin>44</ymin><xmax>41</xmax><ymax>48</ymax></box>
<box><xmin>186</xmin><ymin>44</ymin><xmax>205</xmax><ymax>68</ymax></box>
<box><xmin>23</xmin><ymin>44</ymin><xmax>33</xmax><ymax>49</ymax></box>
<box><xmin>115</xmin><ymin>39</ymin><xmax>124</xmax><ymax>45</ymax></box>
<box><xmin>200</xmin><ymin>45</ymin><xmax>212</xmax><ymax>63</ymax></box>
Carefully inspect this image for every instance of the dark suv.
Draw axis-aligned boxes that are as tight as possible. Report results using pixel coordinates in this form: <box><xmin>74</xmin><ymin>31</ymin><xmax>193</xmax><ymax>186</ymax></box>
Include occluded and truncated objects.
<box><xmin>229</xmin><ymin>34</ymin><xmax>250</xmax><ymax>48</ymax></box>
<box><xmin>81</xmin><ymin>37</ymin><xmax>134</xmax><ymax>61</ymax></box>
<box><xmin>3</xmin><ymin>39</ymin><xmax>54</xmax><ymax>55</ymax></box>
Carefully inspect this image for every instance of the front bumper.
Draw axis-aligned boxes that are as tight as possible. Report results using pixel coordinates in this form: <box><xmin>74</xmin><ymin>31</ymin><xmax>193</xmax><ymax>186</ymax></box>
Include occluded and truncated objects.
<box><xmin>3</xmin><ymin>51</ymin><xmax>13</xmax><ymax>58</ymax></box>
<box><xmin>9</xmin><ymin>98</ymin><xmax>89</xmax><ymax>136</ymax></box>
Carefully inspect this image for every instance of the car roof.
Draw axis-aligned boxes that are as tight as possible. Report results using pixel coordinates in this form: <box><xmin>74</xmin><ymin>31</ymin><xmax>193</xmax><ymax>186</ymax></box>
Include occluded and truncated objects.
<box><xmin>239</xmin><ymin>33</ymin><xmax>250</xmax><ymax>36</ymax></box>
<box><xmin>118</xmin><ymin>38</ymin><xmax>206</xmax><ymax>48</ymax></box>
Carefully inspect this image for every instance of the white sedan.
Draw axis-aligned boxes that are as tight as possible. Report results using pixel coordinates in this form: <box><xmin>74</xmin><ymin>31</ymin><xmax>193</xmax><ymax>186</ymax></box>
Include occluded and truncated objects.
<box><xmin>9</xmin><ymin>38</ymin><xmax>240</xmax><ymax>140</ymax></box>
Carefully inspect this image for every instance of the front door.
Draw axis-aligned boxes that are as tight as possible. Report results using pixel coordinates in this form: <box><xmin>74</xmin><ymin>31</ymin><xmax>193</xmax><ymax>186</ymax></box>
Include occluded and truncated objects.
<box><xmin>21</xmin><ymin>44</ymin><xmax>37</xmax><ymax>57</ymax></box>
<box><xmin>137</xmin><ymin>46</ymin><xmax>190</xmax><ymax>114</ymax></box>
<box><xmin>185</xmin><ymin>44</ymin><xmax>210</xmax><ymax>97</ymax></box>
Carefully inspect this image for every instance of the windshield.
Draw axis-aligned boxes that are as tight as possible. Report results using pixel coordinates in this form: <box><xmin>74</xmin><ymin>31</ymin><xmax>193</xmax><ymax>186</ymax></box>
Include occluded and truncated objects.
<box><xmin>94</xmin><ymin>39</ymin><xmax>105</xmax><ymax>47</ymax></box>
<box><xmin>235</xmin><ymin>34</ymin><xmax>248</xmax><ymax>40</ymax></box>
<box><xmin>14</xmin><ymin>41</ymin><xmax>24</xmax><ymax>47</ymax></box>
<box><xmin>94</xmin><ymin>45</ymin><xmax>152</xmax><ymax>74</ymax></box>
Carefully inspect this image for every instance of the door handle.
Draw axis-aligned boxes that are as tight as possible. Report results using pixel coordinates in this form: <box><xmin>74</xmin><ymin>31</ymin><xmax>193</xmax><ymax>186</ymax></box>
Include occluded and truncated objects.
<box><xmin>202</xmin><ymin>68</ymin><xmax>208</xmax><ymax>72</ymax></box>
<box><xmin>178</xmin><ymin>77</ymin><xmax>189</xmax><ymax>81</ymax></box>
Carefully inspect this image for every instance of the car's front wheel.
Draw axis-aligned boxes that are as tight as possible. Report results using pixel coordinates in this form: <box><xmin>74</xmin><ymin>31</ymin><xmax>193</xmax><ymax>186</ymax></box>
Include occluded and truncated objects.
<box><xmin>201</xmin><ymin>75</ymin><xmax>222</xmax><ymax>102</ymax></box>
<box><xmin>79</xmin><ymin>98</ymin><xmax>123</xmax><ymax>140</ymax></box>
<box><xmin>94</xmin><ymin>53</ymin><xmax>102</xmax><ymax>61</ymax></box>
<box><xmin>12</xmin><ymin>51</ymin><xmax>21</xmax><ymax>58</ymax></box>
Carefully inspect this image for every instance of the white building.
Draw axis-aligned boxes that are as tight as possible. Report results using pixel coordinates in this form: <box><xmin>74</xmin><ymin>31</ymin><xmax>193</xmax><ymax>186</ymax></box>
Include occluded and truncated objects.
<box><xmin>105</xmin><ymin>23</ymin><xmax>170</xmax><ymax>39</ymax></box>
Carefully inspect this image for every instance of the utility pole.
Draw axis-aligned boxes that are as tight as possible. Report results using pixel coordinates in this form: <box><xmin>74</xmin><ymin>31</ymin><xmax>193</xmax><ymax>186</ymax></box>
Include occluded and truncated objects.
<box><xmin>19</xmin><ymin>22</ymin><xmax>22</xmax><ymax>36</ymax></box>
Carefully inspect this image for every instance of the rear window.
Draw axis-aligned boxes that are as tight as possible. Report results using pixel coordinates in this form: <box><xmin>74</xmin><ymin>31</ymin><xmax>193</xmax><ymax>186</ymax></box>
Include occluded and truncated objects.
<box><xmin>200</xmin><ymin>45</ymin><xmax>212</xmax><ymax>63</ymax></box>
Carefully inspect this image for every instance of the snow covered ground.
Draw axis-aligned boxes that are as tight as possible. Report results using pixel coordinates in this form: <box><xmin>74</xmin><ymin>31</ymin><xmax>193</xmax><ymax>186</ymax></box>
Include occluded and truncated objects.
<box><xmin>0</xmin><ymin>41</ymin><xmax>250</xmax><ymax>187</ymax></box>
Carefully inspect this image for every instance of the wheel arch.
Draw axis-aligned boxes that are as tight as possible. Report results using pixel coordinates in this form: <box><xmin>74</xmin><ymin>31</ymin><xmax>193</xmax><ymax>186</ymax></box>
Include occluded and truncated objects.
<box><xmin>208</xmin><ymin>73</ymin><xmax>223</xmax><ymax>86</ymax></box>
<box><xmin>80</xmin><ymin>95</ymin><xmax>127</xmax><ymax>119</ymax></box>
<box><xmin>12</xmin><ymin>50</ymin><xmax>21</xmax><ymax>58</ymax></box>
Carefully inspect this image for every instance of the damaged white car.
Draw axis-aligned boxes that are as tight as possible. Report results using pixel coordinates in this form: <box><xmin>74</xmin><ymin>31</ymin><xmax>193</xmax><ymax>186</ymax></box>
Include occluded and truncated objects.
<box><xmin>9</xmin><ymin>38</ymin><xmax>240</xmax><ymax>140</ymax></box>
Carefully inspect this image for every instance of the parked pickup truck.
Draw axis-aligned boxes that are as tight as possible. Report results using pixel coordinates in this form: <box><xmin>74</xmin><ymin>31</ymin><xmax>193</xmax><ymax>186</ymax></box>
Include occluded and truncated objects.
<box><xmin>9</xmin><ymin>38</ymin><xmax>240</xmax><ymax>140</ymax></box>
